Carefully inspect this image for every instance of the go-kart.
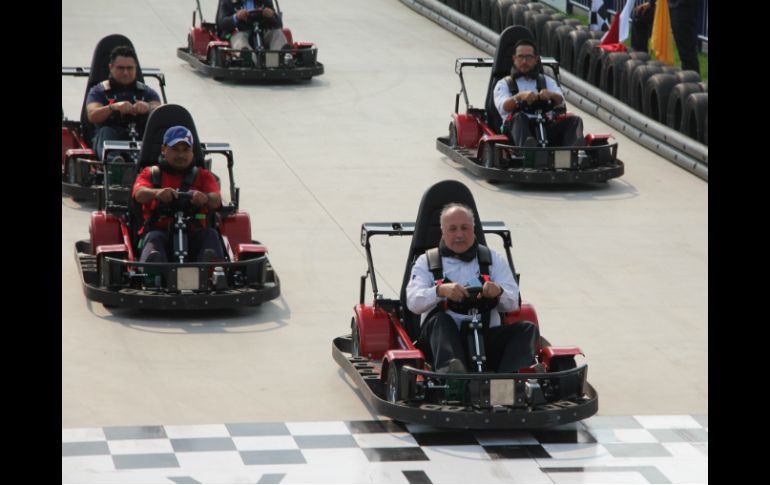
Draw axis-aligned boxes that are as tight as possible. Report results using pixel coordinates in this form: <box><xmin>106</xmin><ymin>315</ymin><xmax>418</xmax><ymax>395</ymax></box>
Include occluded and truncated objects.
<box><xmin>177</xmin><ymin>0</ymin><xmax>323</xmax><ymax>81</ymax></box>
<box><xmin>332</xmin><ymin>180</ymin><xmax>598</xmax><ymax>428</ymax></box>
<box><xmin>436</xmin><ymin>26</ymin><xmax>624</xmax><ymax>184</ymax></box>
<box><xmin>62</xmin><ymin>34</ymin><xmax>169</xmax><ymax>202</ymax></box>
<box><xmin>74</xmin><ymin>104</ymin><xmax>280</xmax><ymax>310</ymax></box>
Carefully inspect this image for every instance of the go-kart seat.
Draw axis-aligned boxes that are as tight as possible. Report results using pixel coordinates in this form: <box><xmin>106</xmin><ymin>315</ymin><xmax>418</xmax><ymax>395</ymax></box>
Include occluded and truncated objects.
<box><xmin>129</xmin><ymin>104</ymin><xmax>209</xmax><ymax>254</ymax></box>
<box><xmin>79</xmin><ymin>34</ymin><xmax>147</xmax><ymax>148</ymax></box>
<box><xmin>484</xmin><ymin>26</ymin><xmax>536</xmax><ymax>135</ymax></box>
<box><xmin>399</xmin><ymin>180</ymin><xmax>488</xmax><ymax>341</ymax></box>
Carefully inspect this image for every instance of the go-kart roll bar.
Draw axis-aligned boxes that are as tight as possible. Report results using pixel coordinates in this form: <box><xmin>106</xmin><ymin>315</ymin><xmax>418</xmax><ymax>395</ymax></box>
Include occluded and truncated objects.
<box><xmin>61</xmin><ymin>67</ymin><xmax>169</xmax><ymax>104</ymax></box>
<box><xmin>454</xmin><ymin>58</ymin><xmax>492</xmax><ymax>113</ymax></box>
<box><xmin>194</xmin><ymin>0</ymin><xmax>204</xmax><ymax>25</ymax></box>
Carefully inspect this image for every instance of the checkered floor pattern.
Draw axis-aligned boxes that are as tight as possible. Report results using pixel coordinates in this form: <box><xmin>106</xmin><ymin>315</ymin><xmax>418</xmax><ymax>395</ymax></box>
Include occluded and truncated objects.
<box><xmin>63</xmin><ymin>415</ymin><xmax>707</xmax><ymax>483</ymax></box>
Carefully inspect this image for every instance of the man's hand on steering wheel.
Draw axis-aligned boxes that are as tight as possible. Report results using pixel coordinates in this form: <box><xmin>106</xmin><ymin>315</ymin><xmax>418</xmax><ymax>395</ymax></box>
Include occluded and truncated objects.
<box><xmin>482</xmin><ymin>281</ymin><xmax>503</xmax><ymax>299</ymax></box>
<box><xmin>437</xmin><ymin>282</ymin><xmax>470</xmax><ymax>302</ymax></box>
<box><xmin>190</xmin><ymin>189</ymin><xmax>209</xmax><ymax>208</ymax></box>
<box><xmin>155</xmin><ymin>187</ymin><xmax>177</xmax><ymax>204</ymax></box>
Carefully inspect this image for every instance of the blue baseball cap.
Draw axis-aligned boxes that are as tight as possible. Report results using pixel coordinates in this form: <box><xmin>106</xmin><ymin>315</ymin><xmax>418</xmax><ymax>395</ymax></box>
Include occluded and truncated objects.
<box><xmin>163</xmin><ymin>126</ymin><xmax>194</xmax><ymax>147</ymax></box>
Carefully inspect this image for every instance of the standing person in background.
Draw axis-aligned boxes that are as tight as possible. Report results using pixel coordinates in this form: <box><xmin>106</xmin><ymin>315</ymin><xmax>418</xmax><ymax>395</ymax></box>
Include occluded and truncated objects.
<box><xmin>667</xmin><ymin>0</ymin><xmax>701</xmax><ymax>74</ymax></box>
<box><xmin>631</xmin><ymin>0</ymin><xmax>655</xmax><ymax>53</ymax></box>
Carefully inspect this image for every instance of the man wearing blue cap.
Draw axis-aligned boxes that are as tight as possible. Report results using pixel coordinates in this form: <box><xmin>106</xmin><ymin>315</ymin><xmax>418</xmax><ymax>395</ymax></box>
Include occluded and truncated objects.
<box><xmin>132</xmin><ymin>126</ymin><xmax>223</xmax><ymax>263</ymax></box>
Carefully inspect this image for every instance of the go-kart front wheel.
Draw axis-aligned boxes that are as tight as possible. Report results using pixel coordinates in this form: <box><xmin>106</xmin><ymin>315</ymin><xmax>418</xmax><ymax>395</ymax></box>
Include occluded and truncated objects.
<box><xmin>482</xmin><ymin>142</ymin><xmax>497</xmax><ymax>169</ymax></box>
<box><xmin>385</xmin><ymin>362</ymin><xmax>402</xmax><ymax>403</ymax></box>
<box><xmin>449</xmin><ymin>122</ymin><xmax>458</xmax><ymax>147</ymax></box>
<box><xmin>351</xmin><ymin>316</ymin><xmax>361</xmax><ymax>358</ymax></box>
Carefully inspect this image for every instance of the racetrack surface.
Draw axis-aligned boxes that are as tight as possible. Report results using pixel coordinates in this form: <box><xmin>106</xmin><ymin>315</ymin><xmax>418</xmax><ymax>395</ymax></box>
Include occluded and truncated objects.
<box><xmin>62</xmin><ymin>0</ymin><xmax>707</xmax><ymax>432</ymax></box>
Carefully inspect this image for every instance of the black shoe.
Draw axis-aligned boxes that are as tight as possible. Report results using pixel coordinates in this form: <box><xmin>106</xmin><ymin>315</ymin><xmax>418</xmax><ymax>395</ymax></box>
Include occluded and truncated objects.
<box><xmin>144</xmin><ymin>250</ymin><xmax>163</xmax><ymax>263</ymax></box>
<box><xmin>523</xmin><ymin>136</ymin><xmax>538</xmax><ymax>148</ymax></box>
<box><xmin>437</xmin><ymin>358</ymin><xmax>467</xmax><ymax>374</ymax></box>
<box><xmin>201</xmin><ymin>249</ymin><xmax>219</xmax><ymax>263</ymax></box>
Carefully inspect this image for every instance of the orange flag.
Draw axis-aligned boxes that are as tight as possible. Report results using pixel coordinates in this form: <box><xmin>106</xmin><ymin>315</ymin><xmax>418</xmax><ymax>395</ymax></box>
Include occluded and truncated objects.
<box><xmin>651</xmin><ymin>0</ymin><xmax>676</xmax><ymax>65</ymax></box>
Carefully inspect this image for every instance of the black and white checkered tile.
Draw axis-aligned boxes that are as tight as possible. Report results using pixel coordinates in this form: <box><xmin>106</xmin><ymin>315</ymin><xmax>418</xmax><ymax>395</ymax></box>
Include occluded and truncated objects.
<box><xmin>63</xmin><ymin>415</ymin><xmax>707</xmax><ymax>483</ymax></box>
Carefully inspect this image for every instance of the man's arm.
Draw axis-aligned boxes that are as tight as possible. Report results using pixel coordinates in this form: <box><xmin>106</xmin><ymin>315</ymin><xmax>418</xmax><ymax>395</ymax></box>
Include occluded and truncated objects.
<box><xmin>406</xmin><ymin>254</ymin><xmax>442</xmax><ymax>315</ymax></box>
<box><xmin>217</xmin><ymin>0</ymin><xmax>239</xmax><ymax>33</ymax></box>
<box><xmin>539</xmin><ymin>76</ymin><xmax>564</xmax><ymax>106</ymax></box>
<box><xmin>489</xmin><ymin>250</ymin><xmax>520</xmax><ymax>312</ymax></box>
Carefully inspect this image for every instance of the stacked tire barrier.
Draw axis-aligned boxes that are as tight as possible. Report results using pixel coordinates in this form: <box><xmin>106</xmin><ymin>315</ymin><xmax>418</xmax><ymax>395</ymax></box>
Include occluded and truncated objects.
<box><xmin>401</xmin><ymin>0</ymin><xmax>707</xmax><ymax>180</ymax></box>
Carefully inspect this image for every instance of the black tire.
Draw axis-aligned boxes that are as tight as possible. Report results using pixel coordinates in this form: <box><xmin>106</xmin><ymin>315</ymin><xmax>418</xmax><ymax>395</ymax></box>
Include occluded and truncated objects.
<box><xmin>509</xmin><ymin>4</ymin><xmax>527</xmax><ymax>27</ymax></box>
<box><xmin>351</xmin><ymin>317</ymin><xmax>361</xmax><ymax>358</ymax></box>
<box><xmin>99</xmin><ymin>254</ymin><xmax>122</xmax><ymax>290</ymax></box>
<box><xmin>526</xmin><ymin>2</ymin><xmax>543</xmax><ymax>12</ymax></box>
<box><xmin>208</xmin><ymin>47</ymin><xmax>220</xmax><ymax>67</ymax></box>
<box><xmin>549</xmin><ymin>13</ymin><xmax>566</xmax><ymax>21</ymax></box>
<box><xmin>599</xmin><ymin>52</ymin><xmax>629</xmax><ymax>95</ymax></box>
<box><xmin>586</xmin><ymin>42</ymin><xmax>607</xmax><ymax>87</ymax></box>
<box><xmin>643</xmin><ymin>73</ymin><xmax>678</xmax><ymax>123</ymax></box>
<box><xmin>482</xmin><ymin>142</ymin><xmax>498</xmax><ymax>168</ymax></box>
<box><xmin>447</xmin><ymin>0</ymin><xmax>461</xmax><ymax>11</ymax></box>
<box><xmin>563</xmin><ymin>18</ymin><xmax>582</xmax><ymax>28</ymax></box>
<box><xmin>665</xmin><ymin>82</ymin><xmax>704</xmax><ymax>131</ymax></box>
<box><xmin>619</xmin><ymin>59</ymin><xmax>644</xmax><ymax>105</ymax></box>
<box><xmin>480</xmin><ymin>0</ymin><xmax>495</xmax><ymax>28</ymax></box>
<box><xmin>492</xmin><ymin>0</ymin><xmax>514</xmax><ymax>33</ymax></box>
<box><xmin>549</xmin><ymin>356</ymin><xmax>577</xmax><ymax>372</ymax></box>
<box><xmin>539</xmin><ymin>19</ymin><xmax>563</xmax><ymax>56</ymax></box>
<box><xmin>385</xmin><ymin>362</ymin><xmax>402</xmax><ymax>403</ymax></box>
<box><xmin>527</xmin><ymin>13</ymin><xmax>553</xmax><ymax>53</ymax></box>
<box><xmin>576</xmin><ymin>39</ymin><xmax>600</xmax><ymax>81</ymax></box>
<box><xmin>675</xmin><ymin>70</ymin><xmax>701</xmax><ymax>84</ymax></box>
<box><xmin>187</xmin><ymin>34</ymin><xmax>193</xmax><ymax>54</ymax></box>
<box><xmin>682</xmin><ymin>92</ymin><xmax>708</xmax><ymax>143</ymax></box>
<box><xmin>704</xmin><ymin>111</ymin><xmax>708</xmax><ymax>146</ymax></box>
<box><xmin>470</xmin><ymin>0</ymin><xmax>483</xmax><ymax>21</ymax></box>
<box><xmin>562</xmin><ymin>29</ymin><xmax>590</xmax><ymax>74</ymax></box>
<box><xmin>588</xmin><ymin>30</ymin><xmax>605</xmax><ymax>40</ymax></box>
<box><xmin>629</xmin><ymin>64</ymin><xmax>663</xmax><ymax>112</ymax></box>
<box><xmin>449</xmin><ymin>121</ymin><xmax>458</xmax><ymax>147</ymax></box>
<box><xmin>549</xmin><ymin>25</ymin><xmax>574</xmax><ymax>63</ymax></box>
<box><xmin>628</xmin><ymin>51</ymin><xmax>651</xmax><ymax>62</ymax></box>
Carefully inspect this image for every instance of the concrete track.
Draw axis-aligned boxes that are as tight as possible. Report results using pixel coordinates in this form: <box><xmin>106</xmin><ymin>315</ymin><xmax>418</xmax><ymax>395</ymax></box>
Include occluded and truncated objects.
<box><xmin>62</xmin><ymin>0</ymin><xmax>707</xmax><ymax>429</ymax></box>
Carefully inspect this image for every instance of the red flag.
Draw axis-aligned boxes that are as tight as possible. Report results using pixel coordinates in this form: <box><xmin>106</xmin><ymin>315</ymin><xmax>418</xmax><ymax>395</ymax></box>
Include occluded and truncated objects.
<box><xmin>598</xmin><ymin>7</ymin><xmax>626</xmax><ymax>52</ymax></box>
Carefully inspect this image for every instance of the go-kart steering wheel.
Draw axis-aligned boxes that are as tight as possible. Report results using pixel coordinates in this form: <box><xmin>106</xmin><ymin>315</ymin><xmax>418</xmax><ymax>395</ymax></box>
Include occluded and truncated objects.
<box><xmin>517</xmin><ymin>98</ymin><xmax>554</xmax><ymax>113</ymax></box>
<box><xmin>154</xmin><ymin>190</ymin><xmax>198</xmax><ymax>217</ymax></box>
<box><xmin>446</xmin><ymin>285</ymin><xmax>499</xmax><ymax>314</ymax></box>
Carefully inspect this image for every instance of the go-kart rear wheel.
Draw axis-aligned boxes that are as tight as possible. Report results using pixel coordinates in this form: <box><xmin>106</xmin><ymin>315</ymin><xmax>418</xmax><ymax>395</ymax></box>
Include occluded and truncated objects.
<box><xmin>449</xmin><ymin>122</ymin><xmax>458</xmax><ymax>147</ymax></box>
<box><xmin>351</xmin><ymin>317</ymin><xmax>361</xmax><ymax>358</ymax></box>
<box><xmin>385</xmin><ymin>362</ymin><xmax>402</xmax><ymax>403</ymax></box>
<box><xmin>187</xmin><ymin>34</ymin><xmax>193</xmax><ymax>54</ymax></box>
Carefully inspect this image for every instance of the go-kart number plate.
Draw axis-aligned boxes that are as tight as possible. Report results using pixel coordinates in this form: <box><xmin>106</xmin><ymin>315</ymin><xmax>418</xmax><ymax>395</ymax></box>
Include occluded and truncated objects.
<box><xmin>266</xmin><ymin>53</ymin><xmax>279</xmax><ymax>68</ymax></box>
<box><xmin>490</xmin><ymin>379</ymin><xmax>515</xmax><ymax>406</ymax></box>
<box><xmin>555</xmin><ymin>150</ymin><xmax>571</xmax><ymax>169</ymax></box>
<box><xmin>177</xmin><ymin>267</ymin><xmax>200</xmax><ymax>291</ymax></box>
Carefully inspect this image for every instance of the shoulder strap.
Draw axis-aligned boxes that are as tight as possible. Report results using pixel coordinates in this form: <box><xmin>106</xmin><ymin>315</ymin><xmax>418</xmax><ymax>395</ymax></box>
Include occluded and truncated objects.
<box><xmin>135</xmin><ymin>81</ymin><xmax>147</xmax><ymax>91</ymax></box>
<box><xmin>477</xmin><ymin>244</ymin><xmax>492</xmax><ymax>277</ymax></box>
<box><xmin>426</xmin><ymin>248</ymin><xmax>444</xmax><ymax>282</ymax></box>
<box><xmin>180</xmin><ymin>166</ymin><xmax>199</xmax><ymax>192</ymax></box>
<box><xmin>504</xmin><ymin>75</ymin><xmax>519</xmax><ymax>96</ymax></box>
<box><xmin>150</xmin><ymin>165</ymin><xmax>162</xmax><ymax>188</ymax></box>
<box><xmin>536</xmin><ymin>73</ymin><xmax>546</xmax><ymax>91</ymax></box>
<box><xmin>100</xmin><ymin>80</ymin><xmax>111</xmax><ymax>92</ymax></box>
